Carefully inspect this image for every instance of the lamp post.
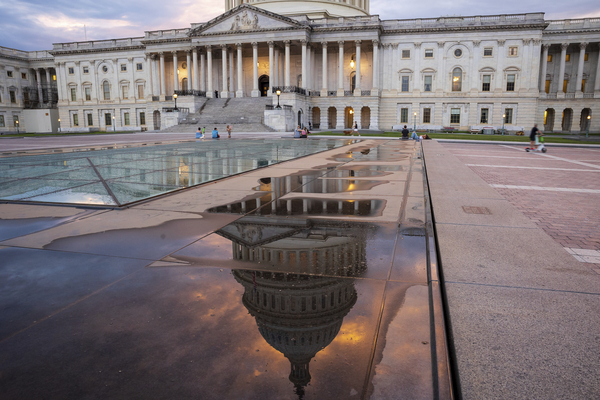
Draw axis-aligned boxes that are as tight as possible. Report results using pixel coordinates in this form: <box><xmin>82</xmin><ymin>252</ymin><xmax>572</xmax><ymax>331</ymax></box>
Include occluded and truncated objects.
<box><xmin>502</xmin><ymin>113</ymin><xmax>506</xmax><ymax>135</ymax></box>
<box><xmin>15</xmin><ymin>120</ymin><xmax>19</xmax><ymax>134</ymax></box>
<box><xmin>587</xmin><ymin>115</ymin><xmax>591</xmax><ymax>138</ymax></box>
<box><xmin>413</xmin><ymin>112</ymin><xmax>417</xmax><ymax>132</ymax></box>
<box><xmin>276</xmin><ymin>89</ymin><xmax>281</xmax><ymax>109</ymax></box>
<box><xmin>350</xmin><ymin>109</ymin><xmax>354</xmax><ymax>128</ymax></box>
<box><xmin>58</xmin><ymin>118</ymin><xmax>61</xmax><ymax>133</ymax></box>
<box><xmin>173</xmin><ymin>93</ymin><xmax>178</xmax><ymax>111</ymax></box>
<box><xmin>112</xmin><ymin>115</ymin><xmax>115</xmax><ymax>133</ymax></box>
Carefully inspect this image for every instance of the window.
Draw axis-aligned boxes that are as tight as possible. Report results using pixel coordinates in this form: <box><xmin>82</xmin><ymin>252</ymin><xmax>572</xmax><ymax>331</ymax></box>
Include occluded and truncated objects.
<box><xmin>103</xmin><ymin>81</ymin><xmax>110</xmax><ymax>100</ymax></box>
<box><xmin>423</xmin><ymin>108</ymin><xmax>431</xmax><ymax>123</ymax></box>
<box><xmin>545</xmin><ymin>80</ymin><xmax>550</xmax><ymax>93</ymax></box>
<box><xmin>23</xmin><ymin>92</ymin><xmax>29</xmax><ymax>103</ymax></box>
<box><xmin>73</xmin><ymin>114</ymin><xmax>79</xmax><ymax>126</ymax></box>
<box><xmin>402</xmin><ymin>49</ymin><xmax>410</xmax><ymax>59</ymax></box>
<box><xmin>102</xmin><ymin>66</ymin><xmax>108</xmax><ymax>73</ymax></box>
<box><xmin>68</xmin><ymin>67</ymin><xmax>74</xmax><ymax>74</ymax></box>
<box><xmin>140</xmin><ymin>112</ymin><xmax>146</xmax><ymax>125</ymax></box>
<box><xmin>547</xmin><ymin>54</ymin><xmax>552</xmax><ymax>62</ymax></box>
<box><xmin>563</xmin><ymin>79</ymin><xmax>568</xmax><ymax>93</ymax></box>
<box><xmin>425</xmin><ymin>49</ymin><xmax>433</xmax><ymax>58</ymax></box>
<box><xmin>136</xmin><ymin>63</ymin><xmax>143</xmax><ymax>71</ymax></box>
<box><xmin>452</xmin><ymin>68</ymin><xmax>462</xmax><ymax>91</ymax></box>
<box><xmin>584</xmin><ymin>53</ymin><xmax>588</xmax><ymax>61</ymax></box>
<box><xmin>504</xmin><ymin>108</ymin><xmax>513</xmax><ymax>124</ymax></box>
<box><xmin>483</xmin><ymin>48</ymin><xmax>493</xmax><ymax>57</ymax></box>
<box><xmin>105</xmin><ymin>113</ymin><xmax>112</xmax><ymax>126</ymax></box>
<box><xmin>85</xmin><ymin>87</ymin><xmax>91</xmax><ymax>101</ymax></box>
<box><xmin>124</xmin><ymin>112</ymin><xmax>130</xmax><ymax>126</ymax></box>
<box><xmin>508</xmin><ymin>47</ymin><xmax>518</xmax><ymax>56</ymax></box>
<box><xmin>10</xmin><ymin>91</ymin><xmax>16</xmax><ymax>103</ymax></box>
<box><xmin>582</xmin><ymin>79</ymin><xmax>586</xmax><ymax>92</ymax></box>
<box><xmin>565</xmin><ymin>54</ymin><xmax>570</xmax><ymax>62</ymax></box>
<box><xmin>401</xmin><ymin>76</ymin><xmax>409</xmax><ymax>92</ymax></box>
<box><xmin>0</xmin><ymin>115</ymin><xmax>4</xmax><ymax>127</ymax></box>
<box><xmin>506</xmin><ymin>74</ymin><xmax>515</xmax><ymax>91</ymax></box>
<box><xmin>52</xmin><ymin>74</ymin><xmax>56</xmax><ymax>81</ymax></box>
<box><xmin>137</xmin><ymin>84</ymin><xmax>144</xmax><ymax>99</ymax></box>
<box><xmin>87</xmin><ymin>113</ymin><xmax>93</xmax><ymax>126</ymax></box>
<box><xmin>7</xmin><ymin>70</ymin><xmax>13</xmax><ymax>77</ymax></box>
<box><xmin>454</xmin><ymin>49</ymin><xmax>462</xmax><ymax>58</ymax></box>
<box><xmin>21</xmin><ymin>72</ymin><xmax>27</xmax><ymax>79</ymax></box>
<box><xmin>70</xmin><ymin>88</ymin><xmax>76</xmax><ymax>101</ymax></box>
<box><xmin>424</xmin><ymin>75</ymin><xmax>432</xmax><ymax>92</ymax></box>
<box><xmin>83</xmin><ymin>66</ymin><xmax>89</xmax><ymax>74</ymax></box>
<box><xmin>122</xmin><ymin>86</ymin><xmax>128</xmax><ymax>99</ymax></box>
<box><xmin>480</xmin><ymin>108</ymin><xmax>489</xmax><ymax>124</ymax></box>
<box><xmin>450</xmin><ymin>108</ymin><xmax>460</xmax><ymax>124</ymax></box>
<box><xmin>482</xmin><ymin>75</ymin><xmax>491</xmax><ymax>91</ymax></box>
<box><xmin>400</xmin><ymin>108</ymin><xmax>408</xmax><ymax>123</ymax></box>
<box><xmin>121</xmin><ymin>64</ymin><xmax>127</xmax><ymax>72</ymax></box>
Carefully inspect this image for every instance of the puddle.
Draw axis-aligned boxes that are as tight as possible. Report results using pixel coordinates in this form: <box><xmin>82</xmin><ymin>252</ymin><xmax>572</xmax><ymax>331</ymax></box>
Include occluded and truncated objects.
<box><xmin>254</xmin><ymin>176</ymin><xmax>386</xmax><ymax>194</ymax></box>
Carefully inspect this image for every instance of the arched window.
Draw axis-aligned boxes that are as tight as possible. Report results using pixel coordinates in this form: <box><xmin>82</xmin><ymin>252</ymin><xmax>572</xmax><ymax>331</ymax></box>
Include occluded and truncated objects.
<box><xmin>452</xmin><ymin>68</ymin><xmax>462</xmax><ymax>92</ymax></box>
<box><xmin>103</xmin><ymin>81</ymin><xmax>110</xmax><ymax>100</ymax></box>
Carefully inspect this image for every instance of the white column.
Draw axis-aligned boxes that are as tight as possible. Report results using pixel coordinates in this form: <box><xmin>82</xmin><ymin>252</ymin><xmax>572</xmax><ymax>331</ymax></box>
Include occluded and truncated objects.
<box><xmin>55</xmin><ymin>63</ymin><xmax>64</xmax><ymax>101</ymax></box>
<box><xmin>540</xmin><ymin>44</ymin><xmax>549</xmax><ymax>92</ymax></box>
<box><xmin>252</xmin><ymin>42</ymin><xmax>259</xmax><ymax>97</ymax></box>
<box><xmin>338</xmin><ymin>41</ymin><xmax>344</xmax><ymax>93</ymax></box>
<box><xmin>192</xmin><ymin>48</ymin><xmax>198</xmax><ymax>91</ymax></box>
<box><xmin>355</xmin><ymin>40</ymin><xmax>361</xmax><ymax>95</ymax></box>
<box><xmin>284</xmin><ymin>40</ymin><xmax>291</xmax><ymax>86</ymax></box>
<box><xmin>576</xmin><ymin>42</ymin><xmax>587</xmax><ymax>96</ymax></box>
<box><xmin>206</xmin><ymin>45</ymin><xmax>213</xmax><ymax>97</ymax></box>
<box><xmin>372</xmin><ymin>40</ymin><xmax>379</xmax><ymax>95</ymax></box>
<box><xmin>186</xmin><ymin>50</ymin><xmax>192</xmax><ymax>91</ymax></box>
<box><xmin>436</xmin><ymin>42</ymin><xmax>445</xmax><ymax>92</ymax></box>
<box><xmin>470</xmin><ymin>41</ymin><xmax>480</xmax><ymax>92</ymax></box>
<box><xmin>236</xmin><ymin>43</ymin><xmax>244</xmax><ymax>97</ymax></box>
<box><xmin>150</xmin><ymin>55</ymin><xmax>158</xmax><ymax>96</ymax></box>
<box><xmin>172</xmin><ymin>51</ymin><xmax>179</xmax><ymax>92</ymax></box>
<box><xmin>274</xmin><ymin>46</ymin><xmax>280</xmax><ymax>86</ymax></box>
<box><xmin>391</xmin><ymin>44</ymin><xmax>399</xmax><ymax>92</ymax></box>
<box><xmin>595</xmin><ymin>44</ymin><xmax>600</xmax><ymax>93</ymax></box>
<box><xmin>229</xmin><ymin>48</ymin><xmax>234</xmax><ymax>94</ymax></box>
<box><xmin>35</xmin><ymin>68</ymin><xmax>43</xmax><ymax>105</ymax></box>
<box><xmin>221</xmin><ymin>45</ymin><xmax>228</xmax><ymax>98</ymax></box>
<box><xmin>159</xmin><ymin>52</ymin><xmax>166</xmax><ymax>97</ymax></box>
<box><xmin>306</xmin><ymin>44</ymin><xmax>311</xmax><ymax>90</ymax></box>
<box><xmin>558</xmin><ymin>43</ymin><xmax>568</xmax><ymax>96</ymax></box>
<box><xmin>268</xmin><ymin>41</ymin><xmax>274</xmax><ymax>95</ymax></box>
<box><xmin>200</xmin><ymin>50</ymin><xmax>206</xmax><ymax>92</ymax></box>
<box><xmin>301</xmin><ymin>40</ymin><xmax>307</xmax><ymax>90</ymax></box>
<box><xmin>321</xmin><ymin>42</ymin><xmax>328</xmax><ymax>95</ymax></box>
<box><xmin>495</xmin><ymin>40</ymin><xmax>505</xmax><ymax>91</ymax></box>
<box><xmin>520</xmin><ymin>39</ymin><xmax>530</xmax><ymax>93</ymax></box>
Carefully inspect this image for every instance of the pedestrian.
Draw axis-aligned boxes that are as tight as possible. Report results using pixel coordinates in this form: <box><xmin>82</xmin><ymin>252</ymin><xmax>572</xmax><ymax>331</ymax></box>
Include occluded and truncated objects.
<box><xmin>294</xmin><ymin>125</ymin><xmax>301</xmax><ymax>138</ymax></box>
<box><xmin>196</xmin><ymin>127</ymin><xmax>202</xmax><ymax>139</ymax></box>
<box><xmin>212</xmin><ymin>127</ymin><xmax>220</xmax><ymax>139</ymax></box>
<box><xmin>227</xmin><ymin>125</ymin><xmax>232</xmax><ymax>138</ymax></box>
<box><xmin>529</xmin><ymin>124</ymin><xmax>541</xmax><ymax>151</ymax></box>
<box><xmin>308</xmin><ymin>121</ymin><xmax>312</xmax><ymax>131</ymax></box>
<box><xmin>202</xmin><ymin>126</ymin><xmax>206</xmax><ymax>137</ymax></box>
<box><xmin>401</xmin><ymin>125</ymin><xmax>409</xmax><ymax>140</ymax></box>
<box><xmin>353</xmin><ymin>122</ymin><xmax>360</xmax><ymax>136</ymax></box>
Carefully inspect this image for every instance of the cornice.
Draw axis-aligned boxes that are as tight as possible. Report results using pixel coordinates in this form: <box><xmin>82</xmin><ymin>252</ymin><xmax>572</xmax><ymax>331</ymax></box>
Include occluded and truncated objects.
<box><xmin>543</xmin><ymin>28</ymin><xmax>600</xmax><ymax>35</ymax></box>
<box><xmin>192</xmin><ymin>26</ymin><xmax>309</xmax><ymax>38</ymax></box>
<box><xmin>49</xmin><ymin>45</ymin><xmax>146</xmax><ymax>56</ymax></box>
<box><xmin>382</xmin><ymin>22</ymin><xmax>549</xmax><ymax>34</ymax></box>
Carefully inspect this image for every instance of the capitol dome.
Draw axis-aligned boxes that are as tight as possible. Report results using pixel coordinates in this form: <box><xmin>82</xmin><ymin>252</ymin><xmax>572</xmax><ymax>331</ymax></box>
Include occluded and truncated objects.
<box><xmin>224</xmin><ymin>0</ymin><xmax>370</xmax><ymax>18</ymax></box>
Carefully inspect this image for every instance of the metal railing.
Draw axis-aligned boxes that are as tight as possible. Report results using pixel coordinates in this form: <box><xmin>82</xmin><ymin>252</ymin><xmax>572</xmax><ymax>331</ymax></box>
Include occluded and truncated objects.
<box><xmin>162</xmin><ymin>107</ymin><xmax>189</xmax><ymax>113</ymax></box>
<box><xmin>361</xmin><ymin>90</ymin><xmax>371</xmax><ymax>96</ymax></box>
<box><xmin>327</xmin><ymin>91</ymin><xmax>337</xmax><ymax>96</ymax></box>
<box><xmin>174</xmin><ymin>89</ymin><xmax>207</xmax><ymax>97</ymax></box>
<box><xmin>265</xmin><ymin>104</ymin><xmax>292</xmax><ymax>110</ymax></box>
<box><xmin>271</xmin><ymin>86</ymin><xmax>306</xmax><ymax>96</ymax></box>
<box><xmin>344</xmin><ymin>90</ymin><xmax>353</xmax><ymax>96</ymax></box>
<box><xmin>309</xmin><ymin>90</ymin><xmax>321</xmax><ymax>97</ymax></box>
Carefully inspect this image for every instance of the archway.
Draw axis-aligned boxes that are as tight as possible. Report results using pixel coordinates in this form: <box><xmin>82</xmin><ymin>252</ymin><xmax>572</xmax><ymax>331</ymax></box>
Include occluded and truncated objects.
<box><xmin>361</xmin><ymin>107</ymin><xmax>371</xmax><ymax>129</ymax></box>
<box><xmin>297</xmin><ymin>109</ymin><xmax>304</xmax><ymax>127</ymax></box>
<box><xmin>153</xmin><ymin>110</ymin><xmax>161</xmax><ymax>130</ymax></box>
<box><xmin>328</xmin><ymin>107</ymin><xmax>337</xmax><ymax>129</ymax></box>
<box><xmin>562</xmin><ymin>108</ymin><xmax>573</xmax><ymax>132</ymax></box>
<box><xmin>544</xmin><ymin>108</ymin><xmax>554</xmax><ymax>132</ymax></box>
<box><xmin>312</xmin><ymin>107</ymin><xmax>321</xmax><ymax>129</ymax></box>
<box><xmin>580</xmin><ymin>108</ymin><xmax>592</xmax><ymax>132</ymax></box>
<box><xmin>259</xmin><ymin>75</ymin><xmax>269</xmax><ymax>97</ymax></box>
<box><xmin>345</xmin><ymin>107</ymin><xmax>355</xmax><ymax>129</ymax></box>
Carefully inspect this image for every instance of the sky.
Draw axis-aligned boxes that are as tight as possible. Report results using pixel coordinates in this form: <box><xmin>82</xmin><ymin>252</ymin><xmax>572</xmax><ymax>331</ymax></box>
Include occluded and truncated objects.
<box><xmin>1</xmin><ymin>0</ymin><xmax>599</xmax><ymax>51</ymax></box>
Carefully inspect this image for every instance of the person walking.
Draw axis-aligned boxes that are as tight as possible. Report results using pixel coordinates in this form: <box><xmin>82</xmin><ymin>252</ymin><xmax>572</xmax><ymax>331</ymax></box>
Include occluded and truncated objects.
<box><xmin>353</xmin><ymin>122</ymin><xmax>360</xmax><ymax>137</ymax></box>
<box><xmin>227</xmin><ymin>125</ymin><xmax>232</xmax><ymax>138</ymax></box>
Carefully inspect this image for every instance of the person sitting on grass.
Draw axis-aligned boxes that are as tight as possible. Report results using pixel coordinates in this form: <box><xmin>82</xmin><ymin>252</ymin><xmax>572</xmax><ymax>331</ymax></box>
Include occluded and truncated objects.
<box><xmin>401</xmin><ymin>125</ymin><xmax>409</xmax><ymax>140</ymax></box>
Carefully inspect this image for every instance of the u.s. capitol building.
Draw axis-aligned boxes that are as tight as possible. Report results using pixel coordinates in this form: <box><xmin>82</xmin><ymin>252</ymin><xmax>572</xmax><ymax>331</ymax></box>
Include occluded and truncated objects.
<box><xmin>0</xmin><ymin>0</ymin><xmax>599</xmax><ymax>134</ymax></box>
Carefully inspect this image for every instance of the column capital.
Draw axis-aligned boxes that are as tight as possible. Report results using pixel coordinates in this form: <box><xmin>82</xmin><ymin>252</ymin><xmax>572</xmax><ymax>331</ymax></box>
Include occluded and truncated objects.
<box><xmin>283</xmin><ymin>40</ymin><xmax>290</xmax><ymax>46</ymax></box>
<box><xmin>533</xmin><ymin>39</ymin><xmax>542</xmax><ymax>46</ymax></box>
<box><xmin>473</xmin><ymin>40</ymin><xmax>481</xmax><ymax>47</ymax></box>
<box><xmin>268</xmin><ymin>41</ymin><xmax>275</xmax><ymax>47</ymax></box>
<box><xmin>236</xmin><ymin>42</ymin><xmax>243</xmax><ymax>48</ymax></box>
<box><xmin>522</xmin><ymin>38</ymin><xmax>531</xmax><ymax>45</ymax></box>
<box><xmin>561</xmin><ymin>42</ymin><xmax>569</xmax><ymax>50</ymax></box>
<box><xmin>220</xmin><ymin>44</ymin><xmax>228</xmax><ymax>50</ymax></box>
<box><xmin>192</xmin><ymin>47</ymin><xmax>198</xmax><ymax>53</ymax></box>
<box><xmin>186</xmin><ymin>48</ymin><xmax>193</xmax><ymax>54</ymax></box>
<box><xmin>321</xmin><ymin>41</ymin><xmax>328</xmax><ymax>48</ymax></box>
<box><xmin>373</xmin><ymin>39</ymin><xmax>379</xmax><ymax>46</ymax></box>
<box><xmin>542</xmin><ymin>43</ymin><xmax>550</xmax><ymax>50</ymax></box>
<box><xmin>579</xmin><ymin>42</ymin><xmax>588</xmax><ymax>50</ymax></box>
<box><xmin>150</xmin><ymin>54</ymin><xmax>158</xmax><ymax>60</ymax></box>
<box><xmin>205</xmin><ymin>45</ymin><xmax>212</xmax><ymax>51</ymax></box>
<box><xmin>158</xmin><ymin>51</ymin><xmax>164</xmax><ymax>56</ymax></box>
<box><xmin>127</xmin><ymin>57</ymin><xmax>133</xmax><ymax>62</ymax></box>
<box><xmin>252</xmin><ymin>41</ymin><xmax>258</xmax><ymax>48</ymax></box>
<box><xmin>414</xmin><ymin>42</ymin><xmax>421</xmax><ymax>48</ymax></box>
<box><xmin>355</xmin><ymin>40</ymin><xmax>362</xmax><ymax>46</ymax></box>
<box><xmin>437</xmin><ymin>41</ymin><xmax>445</xmax><ymax>48</ymax></box>
<box><xmin>497</xmin><ymin>39</ymin><xmax>506</xmax><ymax>46</ymax></box>
<box><xmin>338</xmin><ymin>40</ymin><xmax>344</xmax><ymax>47</ymax></box>
<box><xmin>171</xmin><ymin>50</ymin><xmax>177</xmax><ymax>55</ymax></box>
<box><xmin>391</xmin><ymin>43</ymin><xmax>399</xmax><ymax>49</ymax></box>
<box><xmin>300</xmin><ymin>39</ymin><xmax>307</xmax><ymax>45</ymax></box>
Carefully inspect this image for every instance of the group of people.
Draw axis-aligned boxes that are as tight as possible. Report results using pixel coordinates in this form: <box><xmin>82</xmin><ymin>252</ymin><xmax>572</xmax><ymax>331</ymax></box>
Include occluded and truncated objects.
<box><xmin>195</xmin><ymin>125</ymin><xmax>233</xmax><ymax>139</ymax></box>
<box><xmin>293</xmin><ymin>125</ymin><xmax>309</xmax><ymax>138</ymax></box>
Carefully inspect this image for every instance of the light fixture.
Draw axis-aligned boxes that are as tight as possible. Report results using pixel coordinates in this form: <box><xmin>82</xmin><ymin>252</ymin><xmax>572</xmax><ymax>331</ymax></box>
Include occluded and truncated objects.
<box><xmin>276</xmin><ymin>89</ymin><xmax>281</xmax><ymax>109</ymax></box>
<box><xmin>173</xmin><ymin>93</ymin><xmax>178</xmax><ymax>111</ymax></box>
<box><xmin>177</xmin><ymin>69</ymin><xmax>180</xmax><ymax>75</ymax></box>
<box><xmin>257</xmin><ymin>62</ymin><xmax>259</xmax><ymax>67</ymax></box>
<box><xmin>350</xmin><ymin>56</ymin><xmax>355</xmax><ymax>68</ymax></box>
<box><xmin>349</xmin><ymin>109</ymin><xmax>354</xmax><ymax>115</ymax></box>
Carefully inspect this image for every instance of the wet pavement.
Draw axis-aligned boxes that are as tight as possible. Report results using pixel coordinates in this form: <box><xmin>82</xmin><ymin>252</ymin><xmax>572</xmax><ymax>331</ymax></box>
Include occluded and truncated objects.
<box><xmin>0</xmin><ymin>138</ymin><xmax>451</xmax><ymax>399</ymax></box>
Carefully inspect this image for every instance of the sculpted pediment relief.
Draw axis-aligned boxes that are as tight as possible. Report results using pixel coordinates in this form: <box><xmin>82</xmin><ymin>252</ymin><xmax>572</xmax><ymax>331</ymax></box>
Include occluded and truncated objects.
<box><xmin>190</xmin><ymin>4</ymin><xmax>305</xmax><ymax>36</ymax></box>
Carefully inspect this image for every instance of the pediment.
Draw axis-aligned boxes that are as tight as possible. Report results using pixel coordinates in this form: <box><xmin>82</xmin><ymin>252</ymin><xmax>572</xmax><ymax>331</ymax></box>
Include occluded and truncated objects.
<box><xmin>189</xmin><ymin>4</ymin><xmax>307</xmax><ymax>37</ymax></box>
<box><xmin>479</xmin><ymin>67</ymin><xmax>496</xmax><ymax>72</ymax></box>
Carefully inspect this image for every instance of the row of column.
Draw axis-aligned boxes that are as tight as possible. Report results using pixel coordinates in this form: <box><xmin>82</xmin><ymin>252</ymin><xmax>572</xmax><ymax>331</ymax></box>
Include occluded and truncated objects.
<box><xmin>539</xmin><ymin>42</ymin><xmax>600</xmax><ymax>95</ymax></box>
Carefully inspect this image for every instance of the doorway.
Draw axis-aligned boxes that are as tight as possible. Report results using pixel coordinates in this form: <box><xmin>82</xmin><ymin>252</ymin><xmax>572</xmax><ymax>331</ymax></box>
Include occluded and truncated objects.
<box><xmin>153</xmin><ymin>110</ymin><xmax>161</xmax><ymax>130</ymax></box>
<box><xmin>259</xmin><ymin>75</ymin><xmax>269</xmax><ymax>97</ymax></box>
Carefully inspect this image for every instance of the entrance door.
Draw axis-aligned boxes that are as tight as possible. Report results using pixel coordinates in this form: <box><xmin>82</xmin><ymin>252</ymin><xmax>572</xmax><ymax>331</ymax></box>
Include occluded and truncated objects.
<box><xmin>259</xmin><ymin>75</ymin><xmax>269</xmax><ymax>97</ymax></box>
<box><xmin>153</xmin><ymin>110</ymin><xmax>161</xmax><ymax>130</ymax></box>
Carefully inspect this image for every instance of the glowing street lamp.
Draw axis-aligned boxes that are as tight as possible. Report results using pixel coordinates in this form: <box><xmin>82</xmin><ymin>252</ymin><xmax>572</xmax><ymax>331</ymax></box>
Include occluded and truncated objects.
<box><xmin>587</xmin><ymin>115</ymin><xmax>591</xmax><ymax>138</ymax></box>
<box><xmin>112</xmin><ymin>115</ymin><xmax>116</xmax><ymax>133</ymax></box>
<box><xmin>15</xmin><ymin>120</ymin><xmax>19</xmax><ymax>134</ymax></box>
<box><xmin>413</xmin><ymin>112</ymin><xmax>417</xmax><ymax>132</ymax></box>
<box><xmin>173</xmin><ymin>93</ymin><xmax>178</xmax><ymax>111</ymax></box>
<box><xmin>502</xmin><ymin>113</ymin><xmax>506</xmax><ymax>135</ymax></box>
<box><xmin>58</xmin><ymin>118</ymin><xmax>61</xmax><ymax>133</ymax></box>
<box><xmin>276</xmin><ymin>89</ymin><xmax>281</xmax><ymax>109</ymax></box>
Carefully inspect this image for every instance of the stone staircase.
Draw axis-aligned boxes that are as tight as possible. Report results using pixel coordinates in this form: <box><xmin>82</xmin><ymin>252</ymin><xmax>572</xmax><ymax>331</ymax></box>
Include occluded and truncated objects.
<box><xmin>160</xmin><ymin>122</ymin><xmax>276</xmax><ymax>133</ymax></box>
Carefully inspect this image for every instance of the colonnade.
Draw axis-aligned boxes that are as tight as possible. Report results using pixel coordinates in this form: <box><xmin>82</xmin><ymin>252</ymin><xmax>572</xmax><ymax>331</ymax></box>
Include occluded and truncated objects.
<box><xmin>540</xmin><ymin>42</ymin><xmax>600</xmax><ymax>97</ymax></box>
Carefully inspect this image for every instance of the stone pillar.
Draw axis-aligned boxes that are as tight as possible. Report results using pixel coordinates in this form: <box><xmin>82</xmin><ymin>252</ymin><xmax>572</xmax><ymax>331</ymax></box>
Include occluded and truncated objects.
<box><xmin>268</xmin><ymin>41</ymin><xmax>274</xmax><ymax>95</ymax></box>
<box><xmin>530</xmin><ymin>39</ymin><xmax>542</xmax><ymax>94</ymax></box>
<box><xmin>372</xmin><ymin>40</ymin><xmax>379</xmax><ymax>95</ymax></box>
<box><xmin>301</xmin><ymin>40</ymin><xmax>307</xmax><ymax>90</ymax></box>
<box><xmin>391</xmin><ymin>43</ymin><xmax>399</xmax><ymax>93</ymax></box>
<box><xmin>274</xmin><ymin>46</ymin><xmax>280</xmax><ymax>86</ymax></box>
<box><xmin>306</xmin><ymin>44</ymin><xmax>312</xmax><ymax>90</ymax></box>
<box><xmin>576</xmin><ymin>42</ymin><xmax>587</xmax><ymax>97</ymax></box>
<box><xmin>595</xmin><ymin>44</ymin><xmax>600</xmax><ymax>93</ymax></box>
<box><xmin>55</xmin><ymin>62</ymin><xmax>64</xmax><ymax>101</ymax></box>
<box><xmin>284</xmin><ymin>40</ymin><xmax>291</xmax><ymax>86</ymax></box>
<box><xmin>470</xmin><ymin>41</ymin><xmax>480</xmax><ymax>93</ymax></box>
<box><xmin>495</xmin><ymin>39</ymin><xmax>505</xmax><ymax>91</ymax></box>
<box><xmin>45</xmin><ymin>69</ymin><xmax>51</xmax><ymax>103</ymax></box>
<box><xmin>236</xmin><ymin>43</ymin><xmax>244</xmax><ymax>97</ymax></box>
<box><xmin>540</xmin><ymin>44</ymin><xmax>549</xmax><ymax>92</ymax></box>
<box><xmin>355</xmin><ymin>40</ymin><xmax>361</xmax><ymax>95</ymax></box>
<box><xmin>221</xmin><ymin>45</ymin><xmax>228</xmax><ymax>98</ymax></box>
<box><xmin>336</xmin><ymin>106</ymin><xmax>344</xmax><ymax>129</ymax></box>
<box><xmin>321</xmin><ymin>42</ymin><xmax>328</xmax><ymax>95</ymax></box>
<box><xmin>229</xmin><ymin>48</ymin><xmax>234</xmax><ymax>94</ymax></box>
<box><xmin>520</xmin><ymin>39</ymin><xmax>530</xmax><ymax>93</ymax></box>
<box><xmin>337</xmin><ymin>41</ymin><xmax>344</xmax><ymax>94</ymax></box>
<box><xmin>557</xmin><ymin>43</ymin><xmax>568</xmax><ymax>97</ymax></box>
<box><xmin>252</xmin><ymin>42</ymin><xmax>259</xmax><ymax>97</ymax></box>
<box><xmin>200</xmin><ymin>50</ymin><xmax>206</xmax><ymax>92</ymax></box>
<box><xmin>160</xmin><ymin>52</ymin><xmax>166</xmax><ymax>97</ymax></box>
<box><xmin>413</xmin><ymin>42</ymin><xmax>421</xmax><ymax>94</ymax></box>
<box><xmin>35</xmin><ymin>68</ymin><xmax>43</xmax><ymax>105</ymax></box>
<box><xmin>172</xmin><ymin>51</ymin><xmax>179</xmax><ymax>91</ymax></box>
<box><xmin>436</xmin><ymin>42</ymin><xmax>445</xmax><ymax>93</ymax></box>
<box><xmin>192</xmin><ymin>48</ymin><xmax>199</xmax><ymax>91</ymax></box>
<box><xmin>206</xmin><ymin>45</ymin><xmax>213</xmax><ymax>97</ymax></box>
<box><xmin>186</xmin><ymin>50</ymin><xmax>192</xmax><ymax>91</ymax></box>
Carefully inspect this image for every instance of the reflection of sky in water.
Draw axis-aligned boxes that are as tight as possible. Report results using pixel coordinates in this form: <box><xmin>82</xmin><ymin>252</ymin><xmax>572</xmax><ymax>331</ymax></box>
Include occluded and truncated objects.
<box><xmin>28</xmin><ymin>187</ymin><xmax>115</xmax><ymax>205</ymax></box>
